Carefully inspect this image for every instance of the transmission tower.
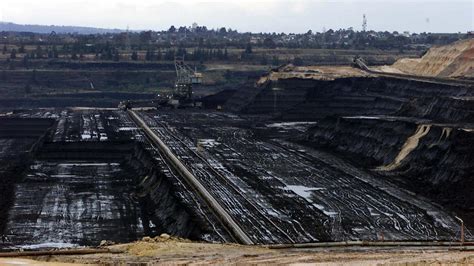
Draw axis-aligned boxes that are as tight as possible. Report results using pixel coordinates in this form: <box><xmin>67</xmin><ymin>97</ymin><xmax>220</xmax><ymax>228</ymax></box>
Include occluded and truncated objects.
<box><xmin>362</xmin><ymin>14</ymin><xmax>367</xmax><ymax>32</ymax></box>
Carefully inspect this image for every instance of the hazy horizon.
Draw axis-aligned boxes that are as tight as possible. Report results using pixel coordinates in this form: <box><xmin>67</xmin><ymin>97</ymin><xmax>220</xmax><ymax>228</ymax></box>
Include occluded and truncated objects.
<box><xmin>0</xmin><ymin>0</ymin><xmax>472</xmax><ymax>34</ymax></box>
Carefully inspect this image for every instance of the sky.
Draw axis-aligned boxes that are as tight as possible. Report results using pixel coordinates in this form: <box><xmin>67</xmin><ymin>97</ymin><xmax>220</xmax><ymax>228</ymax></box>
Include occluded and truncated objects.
<box><xmin>0</xmin><ymin>0</ymin><xmax>472</xmax><ymax>33</ymax></box>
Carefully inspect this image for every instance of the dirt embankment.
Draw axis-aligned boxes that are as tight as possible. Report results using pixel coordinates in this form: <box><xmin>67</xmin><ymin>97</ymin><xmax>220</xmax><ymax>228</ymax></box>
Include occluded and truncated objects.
<box><xmin>257</xmin><ymin>64</ymin><xmax>372</xmax><ymax>85</ymax></box>
<box><xmin>4</xmin><ymin>237</ymin><xmax>474</xmax><ymax>265</ymax></box>
<box><xmin>375</xmin><ymin>39</ymin><xmax>474</xmax><ymax>79</ymax></box>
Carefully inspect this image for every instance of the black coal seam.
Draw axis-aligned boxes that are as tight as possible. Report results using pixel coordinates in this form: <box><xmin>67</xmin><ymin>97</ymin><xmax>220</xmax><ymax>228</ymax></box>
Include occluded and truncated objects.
<box><xmin>28</xmin><ymin>140</ymin><xmax>218</xmax><ymax>242</ymax></box>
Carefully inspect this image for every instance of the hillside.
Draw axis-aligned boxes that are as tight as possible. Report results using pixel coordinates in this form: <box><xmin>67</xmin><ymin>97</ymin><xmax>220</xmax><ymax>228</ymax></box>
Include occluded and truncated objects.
<box><xmin>0</xmin><ymin>21</ymin><xmax>123</xmax><ymax>34</ymax></box>
<box><xmin>375</xmin><ymin>38</ymin><xmax>474</xmax><ymax>79</ymax></box>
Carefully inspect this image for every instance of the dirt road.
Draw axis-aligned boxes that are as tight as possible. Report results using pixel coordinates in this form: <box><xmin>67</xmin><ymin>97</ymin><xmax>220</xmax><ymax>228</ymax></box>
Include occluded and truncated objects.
<box><xmin>2</xmin><ymin>238</ymin><xmax>473</xmax><ymax>265</ymax></box>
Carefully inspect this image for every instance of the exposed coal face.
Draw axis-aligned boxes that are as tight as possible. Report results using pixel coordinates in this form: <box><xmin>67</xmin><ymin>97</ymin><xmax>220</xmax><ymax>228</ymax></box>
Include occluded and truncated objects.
<box><xmin>0</xmin><ymin>116</ymin><xmax>223</xmax><ymax>249</ymax></box>
<box><xmin>0</xmin><ymin>118</ymin><xmax>55</xmax><ymax>238</ymax></box>
<box><xmin>134</xmin><ymin>110</ymin><xmax>464</xmax><ymax>243</ymax></box>
<box><xmin>397</xmin><ymin>96</ymin><xmax>474</xmax><ymax>123</ymax></box>
<box><xmin>228</xmin><ymin>74</ymin><xmax>473</xmax><ymax>231</ymax></box>
<box><xmin>2</xmin><ymin>88</ymin><xmax>472</xmax><ymax>246</ymax></box>
<box><xmin>124</xmin><ymin>143</ymin><xmax>215</xmax><ymax>240</ymax></box>
<box><xmin>301</xmin><ymin>117</ymin><xmax>474</xmax><ymax>228</ymax></box>
<box><xmin>227</xmin><ymin>76</ymin><xmax>474</xmax><ymax>121</ymax></box>
<box><xmin>7</xmin><ymin>159</ymin><xmax>142</xmax><ymax>248</ymax></box>
<box><xmin>200</xmin><ymin>89</ymin><xmax>236</xmax><ymax>109</ymax></box>
<box><xmin>0</xmin><ymin>92</ymin><xmax>156</xmax><ymax>109</ymax></box>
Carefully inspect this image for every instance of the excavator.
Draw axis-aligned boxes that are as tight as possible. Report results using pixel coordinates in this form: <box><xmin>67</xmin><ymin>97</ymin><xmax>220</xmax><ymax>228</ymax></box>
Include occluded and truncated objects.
<box><xmin>171</xmin><ymin>56</ymin><xmax>203</xmax><ymax>107</ymax></box>
<box><xmin>119</xmin><ymin>56</ymin><xmax>202</xmax><ymax>110</ymax></box>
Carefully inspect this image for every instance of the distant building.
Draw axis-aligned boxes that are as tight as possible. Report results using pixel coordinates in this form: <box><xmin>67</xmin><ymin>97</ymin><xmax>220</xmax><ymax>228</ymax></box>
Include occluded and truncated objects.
<box><xmin>250</xmin><ymin>36</ymin><xmax>261</xmax><ymax>44</ymax></box>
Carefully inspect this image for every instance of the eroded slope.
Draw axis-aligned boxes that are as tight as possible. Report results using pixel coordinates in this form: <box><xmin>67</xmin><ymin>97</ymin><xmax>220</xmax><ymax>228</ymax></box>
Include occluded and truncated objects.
<box><xmin>374</xmin><ymin>39</ymin><xmax>474</xmax><ymax>79</ymax></box>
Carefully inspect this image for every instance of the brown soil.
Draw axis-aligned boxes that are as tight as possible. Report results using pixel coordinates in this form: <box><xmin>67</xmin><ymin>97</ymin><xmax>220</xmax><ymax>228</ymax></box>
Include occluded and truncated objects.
<box><xmin>374</xmin><ymin>39</ymin><xmax>474</xmax><ymax>79</ymax></box>
<box><xmin>0</xmin><ymin>258</ymin><xmax>85</xmax><ymax>265</ymax></box>
<box><xmin>7</xmin><ymin>237</ymin><xmax>474</xmax><ymax>265</ymax></box>
<box><xmin>258</xmin><ymin>64</ymin><xmax>373</xmax><ymax>84</ymax></box>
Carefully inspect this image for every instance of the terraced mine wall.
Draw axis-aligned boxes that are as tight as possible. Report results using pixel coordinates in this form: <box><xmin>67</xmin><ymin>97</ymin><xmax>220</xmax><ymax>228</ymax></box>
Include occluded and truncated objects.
<box><xmin>0</xmin><ymin>68</ymin><xmax>262</xmax><ymax>109</ymax></box>
<box><xmin>1</xmin><ymin>131</ymin><xmax>219</xmax><ymax>248</ymax></box>
<box><xmin>0</xmin><ymin>93</ymin><xmax>157</xmax><ymax>109</ymax></box>
<box><xmin>38</xmin><ymin>141</ymin><xmax>210</xmax><ymax>239</ymax></box>
<box><xmin>398</xmin><ymin>96</ymin><xmax>474</xmax><ymax>123</ymax></box>
<box><xmin>0</xmin><ymin>70</ymin><xmax>175</xmax><ymax>93</ymax></box>
<box><xmin>0</xmin><ymin>118</ymin><xmax>55</xmax><ymax>240</ymax></box>
<box><xmin>227</xmin><ymin>76</ymin><xmax>474</xmax><ymax>120</ymax></box>
<box><xmin>301</xmin><ymin>117</ymin><xmax>474</xmax><ymax>228</ymax></box>
<box><xmin>0</xmin><ymin>60</ymin><xmax>176</xmax><ymax>71</ymax></box>
<box><xmin>227</xmin><ymin>75</ymin><xmax>474</xmax><ymax>228</ymax></box>
<box><xmin>124</xmin><ymin>143</ymin><xmax>211</xmax><ymax>239</ymax></box>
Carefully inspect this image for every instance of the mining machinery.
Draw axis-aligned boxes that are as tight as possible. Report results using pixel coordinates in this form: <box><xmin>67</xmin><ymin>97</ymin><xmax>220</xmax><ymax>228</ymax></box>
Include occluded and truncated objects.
<box><xmin>353</xmin><ymin>56</ymin><xmax>369</xmax><ymax>71</ymax></box>
<box><xmin>118</xmin><ymin>56</ymin><xmax>203</xmax><ymax>110</ymax></box>
<box><xmin>172</xmin><ymin>56</ymin><xmax>202</xmax><ymax>107</ymax></box>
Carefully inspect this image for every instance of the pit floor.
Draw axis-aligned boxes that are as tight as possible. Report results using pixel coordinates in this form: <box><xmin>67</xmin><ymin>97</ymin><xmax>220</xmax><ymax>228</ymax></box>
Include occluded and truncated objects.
<box><xmin>3</xmin><ymin>160</ymin><xmax>144</xmax><ymax>249</ymax></box>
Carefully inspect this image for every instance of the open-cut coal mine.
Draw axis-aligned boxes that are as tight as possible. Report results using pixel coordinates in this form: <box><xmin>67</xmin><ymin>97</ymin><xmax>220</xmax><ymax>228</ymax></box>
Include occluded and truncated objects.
<box><xmin>0</xmin><ymin>36</ymin><xmax>473</xmax><ymax>255</ymax></box>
